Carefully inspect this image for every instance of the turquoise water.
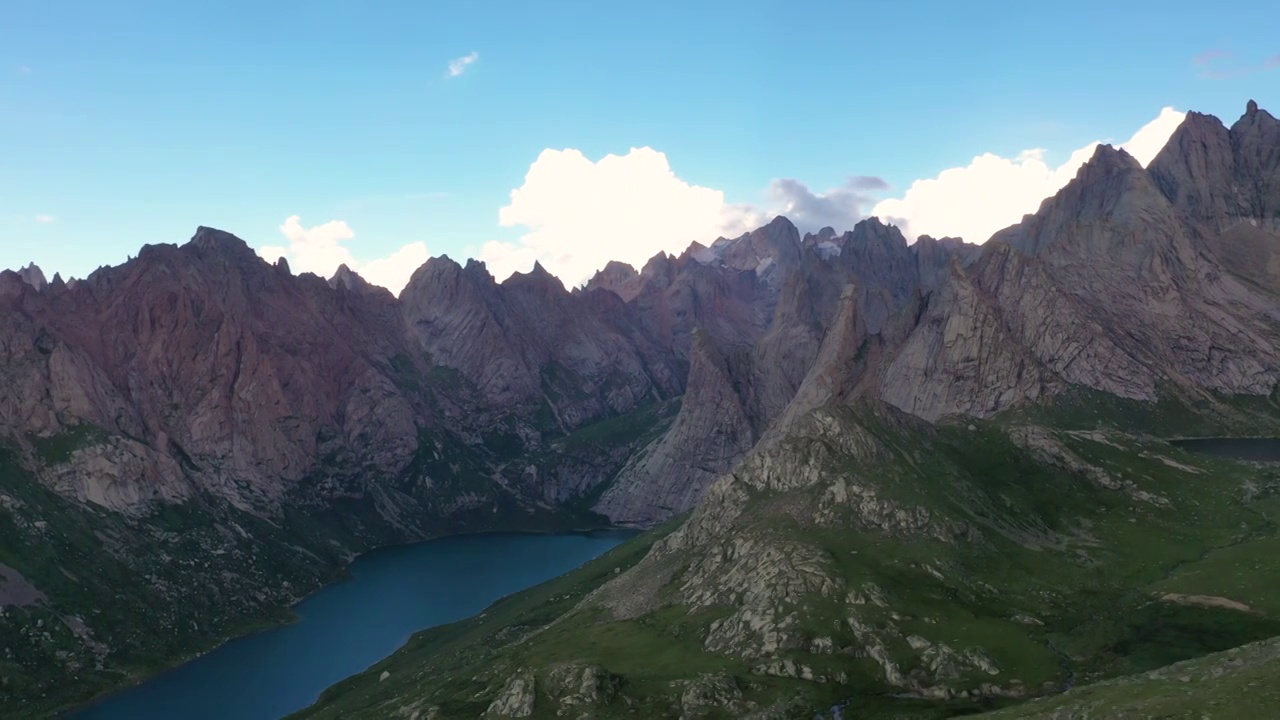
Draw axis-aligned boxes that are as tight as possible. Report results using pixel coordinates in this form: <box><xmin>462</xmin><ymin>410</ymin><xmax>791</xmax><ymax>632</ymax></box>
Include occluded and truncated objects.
<box><xmin>69</xmin><ymin>531</ymin><xmax>631</xmax><ymax>720</ymax></box>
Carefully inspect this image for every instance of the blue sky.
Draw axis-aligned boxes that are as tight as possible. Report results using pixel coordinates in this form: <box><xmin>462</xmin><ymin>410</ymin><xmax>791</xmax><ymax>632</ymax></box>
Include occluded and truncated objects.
<box><xmin>2</xmin><ymin>0</ymin><xmax>1278</xmax><ymax>290</ymax></box>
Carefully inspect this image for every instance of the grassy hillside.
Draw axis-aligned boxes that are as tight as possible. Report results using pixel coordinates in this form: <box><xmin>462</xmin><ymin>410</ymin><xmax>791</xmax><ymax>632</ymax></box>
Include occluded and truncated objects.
<box><xmin>976</xmin><ymin>635</ymin><xmax>1280</xmax><ymax>719</ymax></box>
<box><xmin>290</xmin><ymin>400</ymin><xmax>1280</xmax><ymax>719</ymax></box>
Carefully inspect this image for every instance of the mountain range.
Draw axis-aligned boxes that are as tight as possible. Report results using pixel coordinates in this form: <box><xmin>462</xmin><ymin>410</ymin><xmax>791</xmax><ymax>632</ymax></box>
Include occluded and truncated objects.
<box><xmin>1</xmin><ymin>101</ymin><xmax>1279</xmax><ymax>718</ymax></box>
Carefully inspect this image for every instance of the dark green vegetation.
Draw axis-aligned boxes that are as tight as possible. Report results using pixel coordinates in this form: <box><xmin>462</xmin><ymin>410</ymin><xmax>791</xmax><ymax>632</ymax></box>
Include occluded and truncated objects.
<box><xmin>27</xmin><ymin>424</ymin><xmax>109</xmax><ymax>466</ymax></box>
<box><xmin>0</xmin><ymin>445</ymin><xmax>340</xmax><ymax>716</ymax></box>
<box><xmin>291</xmin><ymin>397</ymin><xmax>1280</xmax><ymax>719</ymax></box>
<box><xmin>975</xmin><ymin>635</ymin><xmax>1280</xmax><ymax>719</ymax></box>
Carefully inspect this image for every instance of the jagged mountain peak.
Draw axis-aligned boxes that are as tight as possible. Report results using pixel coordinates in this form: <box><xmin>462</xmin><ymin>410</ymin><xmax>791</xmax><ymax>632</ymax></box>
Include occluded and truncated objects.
<box><xmin>502</xmin><ymin>260</ymin><xmax>568</xmax><ymax>294</ymax></box>
<box><xmin>1148</xmin><ymin>99</ymin><xmax>1279</xmax><ymax>235</ymax></box>
<box><xmin>15</xmin><ymin>262</ymin><xmax>48</xmax><ymax>291</ymax></box>
<box><xmin>463</xmin><ymin>257</ymin><xmax>494</xmax><ymax>281</ymax></box>
<box><xmin>328</xmin><ymin>263</ymin><xmax>372</xmax><ymax>292</ymax></box>
<box><xmin>763</xmin><ymin>214</ymin><xmax>798</xmax><ymax>233</ymax></box>
<box><xmin>1233</xmin><ymin>99</ymin><xmax>1277</xmax><ymax>127</ymax></box>
<box><xmin>846</xmin><ymin>216</ymin><xmax>910</xmax><ymax>247</ymax></box>
<box><xmin>585</xmin><ymin>260</ymin><xmax>642</xmax><ymax>301</ymax></box>
<box><xmin>404</xmin><ymin>254</ymin><xmax>463</xmax><ymax>290</ymax></box>
<box><xmin>1084</xmin><ymin>142</ymin><xmax>1143</xmax><ymax>173</ymax></box>
<box><xmin>186</xmin><ymin>226</ymin><xmax>255</xmax><ymax>257</ymax></box>
<box><xmin>992</xmin><ymin>137</ymin><xmax>1176</xmax><ymax>261</ymax></box>
<box><xmin>640</xmin><ymin>251</ymin><xmax>675</xmax><ymax>279</ymax></box>
<box><xmin>1178</xmin><ymin>109</ymin><xmax>1228</xmax><ymax>134</ymax></box>
<box><xmin>601</xmin><ymin>259</ymin><xmax>638</xmax><ymax>276</ymax></box>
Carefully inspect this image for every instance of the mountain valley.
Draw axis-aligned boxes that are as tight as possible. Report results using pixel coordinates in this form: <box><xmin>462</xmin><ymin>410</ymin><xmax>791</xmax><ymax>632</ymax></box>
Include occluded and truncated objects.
<box><xmin>2</xmin><ymin>101</ymin><xmax>1280</xmax><ymax>719</ymax></box>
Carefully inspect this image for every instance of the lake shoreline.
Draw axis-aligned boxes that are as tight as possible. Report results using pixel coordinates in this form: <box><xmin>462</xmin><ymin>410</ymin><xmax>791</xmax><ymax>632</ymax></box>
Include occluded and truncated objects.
<box><xmin>59</xmin><ymin>522</ymin><xmax>635</xmax><ymax>719</ymax></box>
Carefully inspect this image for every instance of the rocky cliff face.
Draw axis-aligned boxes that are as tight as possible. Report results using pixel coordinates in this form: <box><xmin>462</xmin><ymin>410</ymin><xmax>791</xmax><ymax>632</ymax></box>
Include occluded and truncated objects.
<box><xmin>881</xmin><ymin>107</ymin><xmax>1280</xmax><ymax>420</ymax></box>
<box><xmin>1</xmin><ymin>228</ymin><xmax>428</xmax><ymax>513</ymax></box>
<box><xmin>585</xmin><ymin>216</ymin><xmax>970</xmax><ymax>524</ymax></box>
<box><xmin>1147</xmin><ymin>101</ymin><xmax>1280</xmax><ymax>291</ymax></box>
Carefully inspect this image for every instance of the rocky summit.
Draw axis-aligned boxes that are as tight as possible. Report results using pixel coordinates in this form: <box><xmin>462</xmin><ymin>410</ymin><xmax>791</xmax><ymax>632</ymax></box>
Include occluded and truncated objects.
<box><xmin>3</xmin><ymin>101</ymin><xmax>1280</xmax><ymax>719</ymax></box>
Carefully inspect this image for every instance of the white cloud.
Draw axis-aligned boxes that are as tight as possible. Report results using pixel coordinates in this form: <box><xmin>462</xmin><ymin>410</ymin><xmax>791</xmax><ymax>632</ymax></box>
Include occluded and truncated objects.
<box><xmin>359</xmin><ymin>242</ymin><xmax>431</xmax><ymax>294</ymax></box>
<box><xmin>765</xmin><ymin>176</ymin><xmax>887</xmax><ymax>235</ymax></box>
<box><xmin>258</xmin><ymin>215</ymin><xmax>429</xmax><ymax>296</ymax></box>
<box><xmin>34</xmin><ymin>214</ymin><xmax>55</xmax><ymax>223</ymax></box>
<box><xmin>447</xmin><ymin>52</ymin><xmax>479</xmax><ymax>78</ymax></box>
<box><xmin>479</xmin><ymin>106</ymin><xmax>1189</xmax><ymax>285</ymax></box>
<box><xmin>870</xmin><ymin>106</ymin><xmax>1186</xmax><ymax>243</ymax></box>
<box><xmin>482</xmin><ymin>147</ymin><xmax>762</xmax><ymax>284</ymax></box>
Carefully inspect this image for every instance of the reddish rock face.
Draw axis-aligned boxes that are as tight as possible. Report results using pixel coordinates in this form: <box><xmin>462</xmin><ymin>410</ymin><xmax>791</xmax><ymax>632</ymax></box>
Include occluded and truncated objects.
<box><xmin>4</xmin><ymin>102</ymin><xmax>1276</xmax><ymax>530</ymax></box>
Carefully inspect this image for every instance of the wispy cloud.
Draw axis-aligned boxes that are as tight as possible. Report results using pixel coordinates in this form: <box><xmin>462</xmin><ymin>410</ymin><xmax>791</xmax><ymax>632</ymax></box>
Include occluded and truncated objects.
<box><xmin>34</xmin><ymin>214</ymin><xmax>55</xmax><ymax>223</ymax></box>
<box><xmin>1192</xmin><ymin>49</ymin><xmax>1229</xmax><ymax>66</ymax></box>
<box><xmin>1193</xmin><ymin>49</ymin><xmax>1280</xmax><ymax>79</ymax></box>
<box><xmin>446</xmin><ymin>51</ymin><xmax>479</xmax><ymax>78</ymax></box>
<box><xmin>15</xmin><ymin>65</ymin><xmax>31</xmax><ymax>75</ymax></box>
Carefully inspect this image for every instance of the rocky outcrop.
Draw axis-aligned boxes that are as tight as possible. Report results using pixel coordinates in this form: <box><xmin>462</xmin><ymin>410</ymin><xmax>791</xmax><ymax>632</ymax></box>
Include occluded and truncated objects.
<box><xmin>594</xmin><ymin>330</ymin><xmax>757</xmax><ymax>524</ymax></box>
<box><xmin>484</xmin><ymin>670</ymin><xmax>536</xmax><ymax>717</ymax></box>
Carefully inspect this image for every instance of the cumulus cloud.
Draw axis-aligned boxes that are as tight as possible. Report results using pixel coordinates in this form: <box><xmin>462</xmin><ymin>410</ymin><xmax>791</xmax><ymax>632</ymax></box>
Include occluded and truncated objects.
<box><xmin>258</xmin><ymin>215</ymin><xmax>429</xmax><ymax>295</ymax></box>
<box><xmin>447</xmin><ymin>52</ymin><xmax>479</xmax><ymax>78</ymax></box>
<box><xmin>765</xmin><ymin>176</ymin><xmax>887</xmax><ymax>235</ymax></box>
<box><xmin>480</xmin><ymin>105</ymin><xmax>1192</xmax><ymax>284</ymax></box>
<box><xmin>34</xmin><ymin>214</ymin><xmax>55</xmax><ymax>223</ymax></box>
<box><xmin>870</xmin><ymin>106</ymin><xmax>1186</xmax><ymax>244</ymax></box>
<box><xmin>481</xmin><ymin>147</ymin><xmax>762</xmax><ymax>284</ymax></box>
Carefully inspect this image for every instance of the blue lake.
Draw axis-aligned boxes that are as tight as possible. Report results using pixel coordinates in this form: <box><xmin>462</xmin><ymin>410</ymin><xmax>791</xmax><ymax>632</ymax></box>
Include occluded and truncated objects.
<box><xmin>69</xmin><ymin>530</ymin><xmax>632</xmax><ymax>720</ymax></box>
<box><xmin>1172</xmin><ymin>437</ymin><xmax>1280</xmax><ymax>462</ymax></box>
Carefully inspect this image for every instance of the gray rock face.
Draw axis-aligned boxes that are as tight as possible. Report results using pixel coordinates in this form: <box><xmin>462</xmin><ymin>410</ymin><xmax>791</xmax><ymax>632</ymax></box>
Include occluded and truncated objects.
<box><xmin>590</xmin><ymin>216</ymin><xmax>965</xmax><ymax>524</ymax></box>
<box><xmin>484</xmin><ymin>670</ymin><xmax>536</xmax><ymax>717</ymax></box>
<box><xmin>1149</xmin><ymin>103</ymin><xmax>1280</xmax><ymax>233</ymax></box>
<box><xmin>1148</xmin><ymin>103</ymin><xmax>1280</xmax><ymax>290</ymax></box>
<box><xmin>595</xmin><ymin>331</ymin><xmax>757</xmax><ymax>524</ymax></box>
<box><xmin>584</xmin><ymin>260</ymin><xmax>642</xmax><ymax>301</ymax></box>
<box><xmin>883</xmin><ymin>115</ymin><xmax>1280</xmax><ymax>420</ymax></box>
<box><xmin>15</xmin><ymin>263</ymin><xmax>48</xmax><ymax>291</ymax></box>
<box><xmin>0</xmin><ymin>564</ymin><xmax>44</xmax><ymax>608</ymax></box>
<box><xmin>401</xmin><ymin>256</ymin><xmax>680</xmax><ymax>432</ymax></box>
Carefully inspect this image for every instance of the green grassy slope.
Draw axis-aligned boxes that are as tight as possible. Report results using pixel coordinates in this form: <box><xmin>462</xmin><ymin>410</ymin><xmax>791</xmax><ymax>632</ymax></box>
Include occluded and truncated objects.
<box><xmin>975</xmin><ymin>635</ymin><xmax>1280</xmax><ymax>719</ymax></box>
<box><xmin>290</xmin><ymin>398</ymin><xmax>1280</xmax><ymax>719</ymax></box>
